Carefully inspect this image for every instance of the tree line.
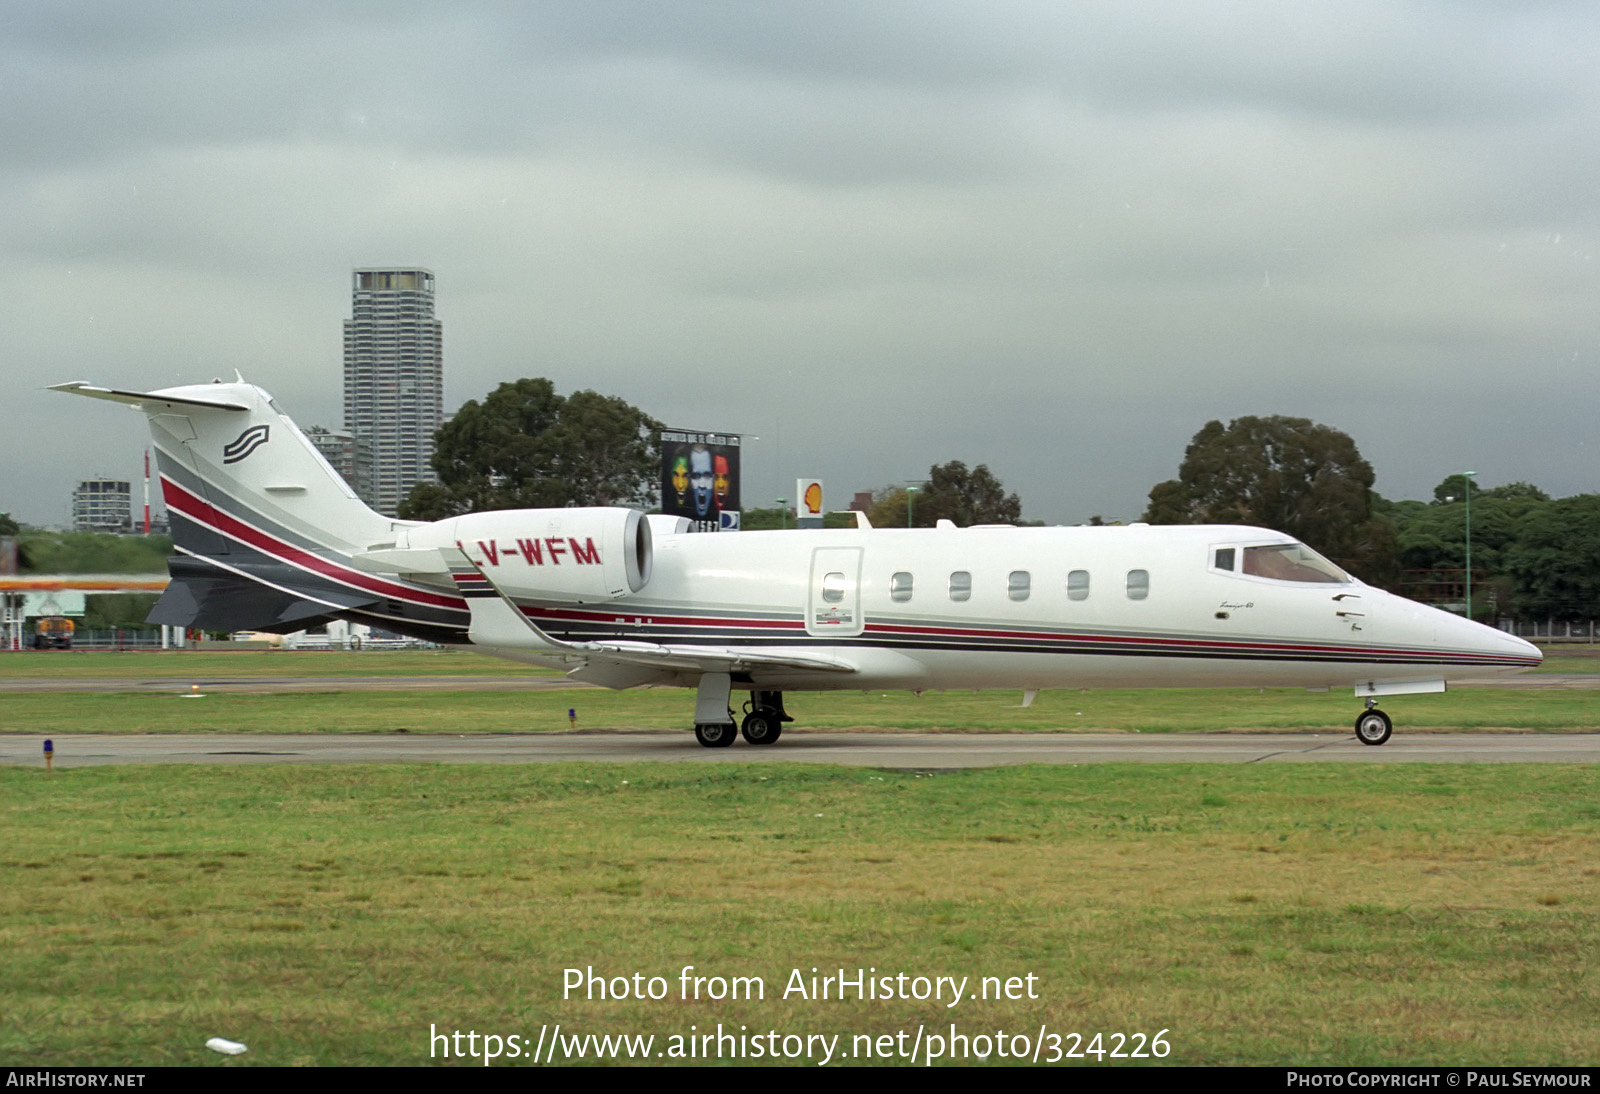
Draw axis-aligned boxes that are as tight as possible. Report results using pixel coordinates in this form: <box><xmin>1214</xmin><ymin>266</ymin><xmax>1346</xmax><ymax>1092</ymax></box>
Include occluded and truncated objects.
<box><xmin>6</xmin><ymin>380</ymin><xmax>1595</xmax><ymax>622</ymax></box>
<box><xmin>377</xmin><ymin>380</ymin><xmax>1596</xmax><ymax>623</ymax></box>
<box><xmin>1143</xmin><ymin>416</ymin><xmax>1600</xmax><ymax>622</ymax></box>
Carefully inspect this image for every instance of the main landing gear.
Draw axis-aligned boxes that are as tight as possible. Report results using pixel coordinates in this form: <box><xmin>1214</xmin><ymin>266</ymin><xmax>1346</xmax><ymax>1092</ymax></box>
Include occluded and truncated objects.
<box><xmin>740</xmin><ymin>690</ymin><xmax>792</xmax><ymax>745</ymax></box>
<box><xmin>693</xmin><ymin>688</ymin><xmax>793</xmax><ymax>748</ymax></box>
<box><xmin>1354</xmin><ymin>698</ymin><xmax>1393</xmax><ymax>746</ymax></box>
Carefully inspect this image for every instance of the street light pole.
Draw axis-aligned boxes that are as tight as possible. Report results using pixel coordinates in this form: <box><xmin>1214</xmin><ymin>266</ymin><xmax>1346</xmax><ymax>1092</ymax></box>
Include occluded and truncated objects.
<box><xmin>906</xmin><ymin>485</ymin><xmax>919</xmax><ymax>528</ymax></box>
<box><xmin>1462</xmin><ymin>471</ymin><xmax>1476</xmax><ymax>621</ymax></box>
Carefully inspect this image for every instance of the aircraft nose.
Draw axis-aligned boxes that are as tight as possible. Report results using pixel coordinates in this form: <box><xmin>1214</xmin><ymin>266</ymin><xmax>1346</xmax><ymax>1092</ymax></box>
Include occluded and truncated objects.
<box><xmin>1503</xmin><ymin>630</ymin><xmax>1543</xmax><ymax>666</ymax></box>
<box><xmin>1449</xmin><ymin>613</ymin><xmax>1542</xmax><ymax>668</ymax></box>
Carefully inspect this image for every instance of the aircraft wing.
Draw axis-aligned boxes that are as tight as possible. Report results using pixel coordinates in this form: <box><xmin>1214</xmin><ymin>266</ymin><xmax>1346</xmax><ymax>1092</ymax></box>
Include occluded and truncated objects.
<box><xmin>564</xmin><ymin>638</ymin><xmax>856</xmax><ymax>675</ymax></box>
<box><xmin>443</xmin><ymin>544</ymin><xmax>856</xmax><ymax>684</ymax></box>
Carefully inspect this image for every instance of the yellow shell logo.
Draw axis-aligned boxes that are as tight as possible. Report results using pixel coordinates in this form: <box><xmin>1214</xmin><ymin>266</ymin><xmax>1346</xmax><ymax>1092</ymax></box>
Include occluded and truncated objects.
<box><xmin>803</xmin><ymin>482</ymin><xmax>822</xmax><ymax>514</ymax></box>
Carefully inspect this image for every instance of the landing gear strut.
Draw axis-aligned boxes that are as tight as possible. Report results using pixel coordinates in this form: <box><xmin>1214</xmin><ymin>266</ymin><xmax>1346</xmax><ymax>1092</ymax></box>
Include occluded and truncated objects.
<box><xmin>1354</xmin><ymin>698</ymin><xmax>1392</xmax><ymax>746</ymax></box>
<box><xmin>693</xmin><ymin>672</ymin><xmax>737</xmax><ymax>748</ymax></box>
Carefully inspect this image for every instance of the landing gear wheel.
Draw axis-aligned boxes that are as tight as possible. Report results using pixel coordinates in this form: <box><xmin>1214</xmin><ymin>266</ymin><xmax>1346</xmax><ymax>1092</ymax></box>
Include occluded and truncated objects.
<box><xmin>741</xmin><ymin>710</ymin><xmax>782</xmax><ymax>745</ymax></box>
<box><xmin>695</xmin><ymin>722</ymin><xmax>737</xmax><ymax>748</ymax></box>
<box><xmin>1354</xmin><ymin>708</ymin><xmax>1392</xmax><ymax>746</ymax></box>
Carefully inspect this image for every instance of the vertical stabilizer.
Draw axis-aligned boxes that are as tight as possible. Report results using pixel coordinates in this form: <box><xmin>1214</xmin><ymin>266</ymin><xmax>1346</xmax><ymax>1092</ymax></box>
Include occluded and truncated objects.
<box><xmin>51</xmin><ymin>381</ymin><xmax>460</xmax><ymax>637</ymax></box>
<box><xmin>53</xmin><ymin>380</ymin><xmax>397</xmax><ymax>558</ymax></box>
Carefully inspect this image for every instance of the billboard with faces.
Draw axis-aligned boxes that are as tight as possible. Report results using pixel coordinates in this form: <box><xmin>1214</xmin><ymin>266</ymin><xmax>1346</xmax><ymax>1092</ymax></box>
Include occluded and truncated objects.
<box><xmin>660</xmin><ymin>429</ymin><xmax>741</xmax><ymax>531</ymax></box>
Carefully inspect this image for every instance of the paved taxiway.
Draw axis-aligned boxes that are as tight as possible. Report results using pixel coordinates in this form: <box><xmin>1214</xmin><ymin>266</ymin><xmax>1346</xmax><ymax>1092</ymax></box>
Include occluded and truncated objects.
<box><xmin>5</xmin><ymin>731</ymin><xmax>1599</xmax><ymax>768</ymax></box>
<box><xmin>0</xmin><ymin>675</ymin><xmax>595</xmax><ymax>694</ymax></box>
<box><xmin>4</xmin><ymin>673</ymin><xmax>1598</xmax><ymax>694</ymax></box>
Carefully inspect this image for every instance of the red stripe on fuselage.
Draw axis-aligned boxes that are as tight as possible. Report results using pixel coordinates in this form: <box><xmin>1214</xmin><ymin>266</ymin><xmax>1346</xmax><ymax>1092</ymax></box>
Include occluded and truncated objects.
<box><xmin>868</xmin><ymin>620</ymin><xmax>1516</xmax><ymax>663</ymax></box>
<box><xmin>520</xmin><ymin>604</ymin><xmax>1530</xmax><ymax>665</ymax></box>
<box><xmin>162</xmin><ymin>477</ymin><xmax>466</xmax><ymax>613</ymax></box>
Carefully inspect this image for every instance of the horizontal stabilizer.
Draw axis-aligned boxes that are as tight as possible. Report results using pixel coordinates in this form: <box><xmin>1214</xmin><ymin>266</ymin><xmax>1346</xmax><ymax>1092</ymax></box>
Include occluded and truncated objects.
<box><xmin>49</xmin><ymin>381</ymin><xmax>249</xmax><ymax>412</ymax></box>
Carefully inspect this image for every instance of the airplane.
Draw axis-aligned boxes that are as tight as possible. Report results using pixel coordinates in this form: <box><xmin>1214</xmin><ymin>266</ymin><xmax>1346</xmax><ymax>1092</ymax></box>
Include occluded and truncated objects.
<box><xmin>54</xmin><ymin>378</ymin><xmax>1542</xmax><ymax>747</ymax></box>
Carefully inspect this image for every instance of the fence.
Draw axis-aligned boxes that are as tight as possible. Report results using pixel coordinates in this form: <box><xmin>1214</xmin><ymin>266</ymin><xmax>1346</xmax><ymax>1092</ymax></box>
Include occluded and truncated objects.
<box><xmin>1498</xmin><ymin>619</ymin><xmax>1598</xmax><ymax>642</ymax></box>
<box><xmin>18</xmin><ymin>630</ymin><xmax>438</xmax><ymax>651</ymax></box>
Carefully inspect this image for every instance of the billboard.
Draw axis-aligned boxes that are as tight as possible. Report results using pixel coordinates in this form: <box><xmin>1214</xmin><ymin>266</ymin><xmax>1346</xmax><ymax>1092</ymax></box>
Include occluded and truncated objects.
<box><xmin>796</xmin><ymin>478</ymin><xmax>824</xmax><ymax>528</ymax></box>
<box><xmin>661</xmin><ymin>429</ymin><xmax>741</xmax><ymax>532</ymax></box>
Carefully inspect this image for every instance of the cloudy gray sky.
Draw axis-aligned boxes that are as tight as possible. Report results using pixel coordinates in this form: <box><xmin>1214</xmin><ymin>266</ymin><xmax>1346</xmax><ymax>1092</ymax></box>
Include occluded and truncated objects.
<box><xmin>6</xmin><ymin>1</ymin><xmax>1597</xmax><ymax>527</ymax></box>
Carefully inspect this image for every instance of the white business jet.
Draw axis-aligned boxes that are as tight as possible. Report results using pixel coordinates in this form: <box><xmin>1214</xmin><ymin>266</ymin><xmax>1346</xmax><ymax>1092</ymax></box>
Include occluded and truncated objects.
<box><xmin>54</xmin><ymin>379</ymin><xmax>1541</xmax><ymax>747</ymax></box>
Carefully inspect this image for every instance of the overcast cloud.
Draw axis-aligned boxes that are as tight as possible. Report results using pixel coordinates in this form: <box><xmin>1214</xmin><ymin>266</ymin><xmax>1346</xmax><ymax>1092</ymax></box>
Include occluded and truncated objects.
<box><xmin>5</xmin><ymin>1</ymin><xmax>1597</xmax><ymax>527</ymax></box>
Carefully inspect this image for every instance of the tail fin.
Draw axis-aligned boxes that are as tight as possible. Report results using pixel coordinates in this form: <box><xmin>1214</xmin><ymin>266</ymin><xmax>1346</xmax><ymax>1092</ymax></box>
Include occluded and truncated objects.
<box><xmin>53</xmin><ymin>380</ymin><xmax>465</xmax><ymax>638</ymax></box>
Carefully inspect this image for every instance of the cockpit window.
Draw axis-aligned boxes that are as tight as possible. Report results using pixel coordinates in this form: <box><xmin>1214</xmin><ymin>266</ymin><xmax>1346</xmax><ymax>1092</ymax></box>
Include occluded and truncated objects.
<box><xmin>1241</xmin><ymin>543</ymin><xmax>1348</xmax><ymax>584</ymax></box>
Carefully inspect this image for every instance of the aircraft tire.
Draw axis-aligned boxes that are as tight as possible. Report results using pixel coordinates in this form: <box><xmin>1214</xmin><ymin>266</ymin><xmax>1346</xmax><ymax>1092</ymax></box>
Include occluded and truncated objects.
<box><xmin>695</xmin><ymin>722</ymin><xmax>737</xmax><ymax>748</ymax></box>
<box><xmin>741</xmin><ymin>711</ymin><xmax>782</xmax><ymax>745</ymax></box>
<box><xmin>1354</xmin><ymin>709</ymin><xmax>1392</xmax><ymax>746</ymax></box>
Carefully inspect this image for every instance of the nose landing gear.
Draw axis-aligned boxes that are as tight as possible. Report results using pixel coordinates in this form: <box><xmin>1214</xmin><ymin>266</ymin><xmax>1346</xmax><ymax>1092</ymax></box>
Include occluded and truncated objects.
<box><xmin>694</xmin><ymin>721</ymin><xmax>737</xmax><ymax>748</ymax></box>
<box><xmin>1354</xmin><ymin>698</ymin><xmax>1392</xmax><ymax>746</ymax></box>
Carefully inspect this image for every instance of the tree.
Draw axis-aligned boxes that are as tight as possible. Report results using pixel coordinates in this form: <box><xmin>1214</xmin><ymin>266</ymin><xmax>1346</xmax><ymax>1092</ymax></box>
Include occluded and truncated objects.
<box><xmin>1430</xmin><ymin>474</ymin><xmax>1482</xmax><ymax>505</ymax></box>
<box><xmin>1504</xmin><ymin>495</ymin><xmax>1600</xmax><ymax>621</ymax></box>
<box><xmin>0</xmin><ymin>513</ymin><xmax>18</xmax><ymax>537</ymax></box>
<box><xmin>1481</xmin><ymin>481</ymin><xmax>1550</xmax><ymax>503</ymax></box>
<box><xmin>399</xmin><ymin>379</ymin><xmax>660</xmax><ymax>520</ymax></box>
<box><xmin>919</xmin><ymin>461</ymin><xmax>1022</xmax><ymax>526</ymax></box>
<box><xmin>866</xmin><ymin>462</ymin><xmax>1023</xmax><ymax>528</ymax></box>
<box><xmin>866</xmin><ymin>487</ymin><xmax>915</xmax><ymax>528</ymax></box>
<box><xmin>1143</xmin><ymin>416</ymin><xmax>1398</xmax><ymax>584</ymax></box>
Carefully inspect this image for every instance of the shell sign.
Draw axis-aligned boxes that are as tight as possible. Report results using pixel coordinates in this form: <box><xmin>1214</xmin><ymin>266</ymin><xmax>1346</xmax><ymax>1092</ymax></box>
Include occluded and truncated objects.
<box><xmin>797</xmin><ymin>479</ymin><xmax>824</xmax><ymax>518</ymax></box>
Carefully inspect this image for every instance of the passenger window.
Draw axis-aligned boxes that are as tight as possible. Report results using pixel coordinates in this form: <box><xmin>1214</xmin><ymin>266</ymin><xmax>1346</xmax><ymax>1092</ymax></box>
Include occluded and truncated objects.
<box><xmin>821</xmin><ymin>572</ymin><xmax>846</xmax><ymax>603</ymax></box>
<box><xmin>949</xmin><ymin>571</ymin><xmax>971</xmax><ymax>602</ymax></box>
<box><xmin>1067</xmin><ymin>570</ymin><xmax>1089</xmax><ymax>601</ymax></box>
<box><xmin>1214</xmin><ymin>548</ymin><xmax>1236</xmax><ymax>572</ymax></box>
<box><xmin>890</xmin><ymin>572</ymin><xmax>913</xmax><ymax>603</ymax></box>
<box><xmin>1008</xmin><ymin>571</ymin><xmax>1030</xmax><ymax>601</ymax></box>
<box><xmin>1127</xmin><ymin>569</ymin><xmax>1149</xmax><ymax>600</ymax></box>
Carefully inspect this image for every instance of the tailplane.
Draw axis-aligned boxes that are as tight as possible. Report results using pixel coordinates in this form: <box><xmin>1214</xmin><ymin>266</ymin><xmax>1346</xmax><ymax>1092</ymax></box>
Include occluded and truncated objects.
<box><xmin>53</xmin><ymin>380</ymin><xmax>468</xmax><ymax>639</ymax></box>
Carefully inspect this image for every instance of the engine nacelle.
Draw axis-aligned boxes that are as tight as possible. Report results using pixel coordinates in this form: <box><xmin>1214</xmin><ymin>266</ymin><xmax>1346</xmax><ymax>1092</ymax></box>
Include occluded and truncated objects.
<box><xmin>408</xmin><ymin>507</ymin><xmax>651</xmax><ymax>605</ymax></box>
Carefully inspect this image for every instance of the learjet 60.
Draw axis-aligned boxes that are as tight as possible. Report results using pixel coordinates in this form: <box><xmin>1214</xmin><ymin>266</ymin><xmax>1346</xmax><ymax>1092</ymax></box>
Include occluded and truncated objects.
<box><xmin>55</xmin><ymin>379</ymin><xmax>1541</xmax><ymax>747</ymax></box>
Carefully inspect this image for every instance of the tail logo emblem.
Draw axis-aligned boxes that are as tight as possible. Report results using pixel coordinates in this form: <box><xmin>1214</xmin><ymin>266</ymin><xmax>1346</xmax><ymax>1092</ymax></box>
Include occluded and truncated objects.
<box><xmin>223</xmin><ymin>424</ymin><xmax>270</xmax><ymax>464</ymax></box>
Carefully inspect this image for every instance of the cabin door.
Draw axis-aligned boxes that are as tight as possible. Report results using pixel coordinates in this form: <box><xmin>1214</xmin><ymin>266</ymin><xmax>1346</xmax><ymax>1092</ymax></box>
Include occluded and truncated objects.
<box><xmin>806</xmin><ymin>547</ymin><xmax>864</xmax><ymax>638</ymax></box>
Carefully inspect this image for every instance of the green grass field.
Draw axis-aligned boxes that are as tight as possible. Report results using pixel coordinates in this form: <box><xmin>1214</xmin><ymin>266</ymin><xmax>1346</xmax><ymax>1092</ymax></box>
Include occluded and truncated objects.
<box><xmin>0</xmin><ymin>648</ymin><xmax>560</xmax><ymax>678</ymax></box>
<box><xmin>1</xmin><ymin>648</ymin><xmax>1595</xmax><ymax>1067</ymax></box>
<box><xmin>2</xmin><ymin>763</ymin><xmax>1596</xmax><ymax>1066</ymax></box>
<box><xmin>0</xmin><ymin>643</ymin><xmax>1597</xmax><ymax>736</ymax></box>
<box><xmin>0</xmin><ymin>644</ymin><xmax>1591</xmax><ymax>678</ymax></box>
<box><xmin>2</xmin><ymin>679</ymin><xmax>1598</xmax><ymax>735</ymax></box>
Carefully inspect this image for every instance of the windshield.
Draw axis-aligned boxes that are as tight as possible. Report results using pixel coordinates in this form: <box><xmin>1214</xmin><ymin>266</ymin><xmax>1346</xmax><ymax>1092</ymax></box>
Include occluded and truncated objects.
<box><xmin>1240</xmin><ymin>543</ymin><xmax>1349</xmax><ymax>584</ymax></box>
